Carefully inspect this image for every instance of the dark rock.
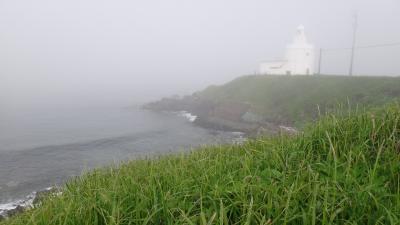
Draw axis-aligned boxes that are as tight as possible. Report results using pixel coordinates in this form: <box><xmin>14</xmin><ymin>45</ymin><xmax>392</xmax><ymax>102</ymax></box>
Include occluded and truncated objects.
<box><xmin>210</xmin><ymin>101</ymin><xmax>250</xmax><ymax>121</ymax></box>
<box><xmin>144</xmin><ymin>95</ymin><xmax>293</xmax><ymax>136</ymax></box>
<box><xmin>33</xmin><ymin>187</ymin><xmax>57</xmax><ymax>205</ymax></box>
<box><xmin>278</xmin><ymin>125</ymin><xmax>298</xmax><ymax>135</ymax></box>
<box><xmin>194</xmin><ymin>116</ymin><xmax>259</xmax><ymax>133</ymax></box>
<box><xmin>6</xmin><ymin>205</ymin><xmax>25</xmax><ymax>217</ymax></box>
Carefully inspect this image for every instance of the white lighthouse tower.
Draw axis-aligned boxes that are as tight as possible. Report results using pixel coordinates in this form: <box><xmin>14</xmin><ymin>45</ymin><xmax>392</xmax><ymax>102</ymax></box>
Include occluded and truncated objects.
<box><xmin>259</xmin><ymin>25</ymin><xmax>315</xmax><ymax>75</ymax></box>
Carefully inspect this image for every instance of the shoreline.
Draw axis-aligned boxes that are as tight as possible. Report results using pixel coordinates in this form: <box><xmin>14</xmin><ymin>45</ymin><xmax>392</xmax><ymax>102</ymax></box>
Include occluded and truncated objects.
<box><xmin>0</xmin><ymin>187</ymin><xmax>59</xmax><ymax>220</ymax></box>
<box><xmin>143</xmin><ymin>97</ymin><xmax>298</xmax><ymax>137</ymax></box>
<box><xmin>0</xmin><ymin>112</ymin><xmax>248</xmax><ymax>221</ymax></box>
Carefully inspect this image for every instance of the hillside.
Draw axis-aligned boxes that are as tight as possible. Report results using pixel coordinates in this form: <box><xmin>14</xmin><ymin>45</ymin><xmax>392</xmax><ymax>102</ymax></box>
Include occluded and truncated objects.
<box><xmin>2</xmin><ymin>104</ymin><xmax>400</xmax><ymax>224</ymax></box>
<box><xmin>200</xmin><ymin>75</ymin><xmax>400</xmax><ymax>123</ymax></box>
<box><xmin>145</xmin><ymin>75</ymin><xmax>400</xmax><ymax>133</ymax></box>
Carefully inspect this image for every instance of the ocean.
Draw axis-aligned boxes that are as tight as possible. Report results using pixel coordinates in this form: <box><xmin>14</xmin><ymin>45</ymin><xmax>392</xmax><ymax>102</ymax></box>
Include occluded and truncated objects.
<box><xmin>0</xmin><ymin>104</ymin><xmax>241</xmax><ymax>206</ymax></box>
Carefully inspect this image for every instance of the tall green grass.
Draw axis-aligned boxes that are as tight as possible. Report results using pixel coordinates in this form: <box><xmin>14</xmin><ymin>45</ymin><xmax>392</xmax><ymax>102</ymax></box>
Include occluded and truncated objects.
<box><xmin>3</xmin><ymin>104</ymin><xmax>400</xmax><ymax>224</ymax></box>
<box><xmin>200</xmin><ymin>75</ymin><xmax>400</xmax><ymax>124</ymax></box>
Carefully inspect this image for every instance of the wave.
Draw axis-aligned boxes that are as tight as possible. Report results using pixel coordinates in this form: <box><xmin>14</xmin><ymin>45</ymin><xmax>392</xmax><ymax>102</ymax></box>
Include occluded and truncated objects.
<box><xmin>0</xmin><ymin>187</ymin><xmax>59</xmax><ymax>219</ymax></box>
<box><xmin>176</xmin><ymin>111</ymin><xmax>197</xmax><ymax>122</ymax></box>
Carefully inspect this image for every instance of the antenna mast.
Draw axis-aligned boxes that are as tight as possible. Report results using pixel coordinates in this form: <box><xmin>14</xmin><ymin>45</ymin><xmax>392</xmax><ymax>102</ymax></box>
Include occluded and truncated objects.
<box><xmin>349</xmin><ymin>13</ymin><xmax>358</xmax><ymax>76</ymax></box>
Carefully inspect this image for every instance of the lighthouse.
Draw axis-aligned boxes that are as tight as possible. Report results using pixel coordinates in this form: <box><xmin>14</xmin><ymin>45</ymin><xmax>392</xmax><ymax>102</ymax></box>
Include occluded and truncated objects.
<box><xmin>259</xmin><ymin>25</ymin><xmax>315</xmax><ymax>75</ymax></box>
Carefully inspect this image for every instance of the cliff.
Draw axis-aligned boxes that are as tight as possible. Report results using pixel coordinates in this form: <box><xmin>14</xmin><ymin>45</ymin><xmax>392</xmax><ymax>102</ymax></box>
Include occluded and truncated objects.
<box><xmin>144</xmin><ymin>75</ymin><xmax>400</xmax><ymax>134</ymax></box>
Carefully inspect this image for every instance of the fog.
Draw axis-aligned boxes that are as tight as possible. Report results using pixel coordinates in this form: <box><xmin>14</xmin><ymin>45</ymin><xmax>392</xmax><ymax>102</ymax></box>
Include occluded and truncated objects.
<box><xmin>1</xmin><ymin>0</ymin><xmax>399</xmax><ymax>110</ymax></box>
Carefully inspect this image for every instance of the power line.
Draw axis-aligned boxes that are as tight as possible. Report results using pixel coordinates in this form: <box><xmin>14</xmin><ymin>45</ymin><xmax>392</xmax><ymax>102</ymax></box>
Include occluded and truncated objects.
<box><xmin>316</xmin><ymin>13</ymin><xmax>400</xmax><ymax>75</ymax></box>
<box><xmin>317</xmin><ymin>41</ymin><xmax>400</xmax><ymax>75</ymax></box>
<box><xmin>356</xmin><ymin>42</ymin><xmax>400</xmax><ymax>49</ymax></box>
<box><xmin>322</xmin><ymin>42</ymin><xmax>400</xmax><ymax>52</ymax></box>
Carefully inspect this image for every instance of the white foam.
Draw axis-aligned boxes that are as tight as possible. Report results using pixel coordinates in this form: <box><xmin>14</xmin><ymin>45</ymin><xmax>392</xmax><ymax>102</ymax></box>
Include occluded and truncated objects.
<box><xmin>177</xmin><ymin>111</ymin><xmax>197</xmax><ymax>122</ymax></box>
<box><xmin>0</xmin><ymin>187</ymin><xmax>57</xmax><ymax>218</ymax></box>
<box><xmin>231</xmin><ymin>131</ymin><xmax>245</xmax><ymax>136</ymax></box>
<box><xmin>0</xmin><ymin>192</ymin><xmax>34</xmax><ymax>217</ymax></box>
<box><xmin>279</xmin><ymin>125</ymin><xmax>298</xmax><ymax>133</ymax></box>
<box><xmin>230</xmin><ymin>131</ymin><xmax>246</xmax><ymax>144</ymax></box>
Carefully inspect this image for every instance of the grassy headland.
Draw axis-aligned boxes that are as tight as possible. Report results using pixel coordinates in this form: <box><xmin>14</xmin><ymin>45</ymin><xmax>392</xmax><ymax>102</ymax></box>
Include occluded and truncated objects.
<box><xmin>200</xmin><ymin>75</ymin><xmax>400</xmax><ymax>123</ymax></box>
<box><xmin>3</xmin><ymin>103</ymin><xmax>400</xmax><ymax>224</ymax></box>
<box><xmin>145</xmin><ymin>75</ymin><xmax>400</xmax><ymax>132</ymax></box>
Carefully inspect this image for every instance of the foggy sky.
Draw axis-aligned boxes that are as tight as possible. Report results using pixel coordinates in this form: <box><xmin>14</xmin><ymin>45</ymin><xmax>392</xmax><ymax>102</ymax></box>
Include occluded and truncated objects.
<box><xmin>1</xmin><ymin>0</ymin><xmax>399</xmax><ymax>109</ymax></box>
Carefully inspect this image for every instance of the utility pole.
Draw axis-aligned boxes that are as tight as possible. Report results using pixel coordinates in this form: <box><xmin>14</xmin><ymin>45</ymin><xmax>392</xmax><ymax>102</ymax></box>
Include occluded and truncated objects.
<box><xmin>349</xmin><ymin>13</ymin><xmax>358</xmax><ymax>76</ymax></box>
<box><xmin>317</xmin><ymin>48</ymin><xmax>323</xmax><ymax>75</ymax></box>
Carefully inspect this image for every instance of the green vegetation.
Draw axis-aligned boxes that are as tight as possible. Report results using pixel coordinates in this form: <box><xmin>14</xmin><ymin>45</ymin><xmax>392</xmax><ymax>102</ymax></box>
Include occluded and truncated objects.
<box><xmin>3</xmin><ymin>103</ymin><xmax>400</xmax><ymax>224</ymax></box>
<box><xmin>198</xmin><ymin>75</ymin><xmax>400</xmax><ymax>125</ymax></box>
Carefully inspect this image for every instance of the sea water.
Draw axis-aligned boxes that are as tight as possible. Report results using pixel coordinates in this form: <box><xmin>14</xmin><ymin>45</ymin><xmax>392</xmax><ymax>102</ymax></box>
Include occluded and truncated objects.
<box><xmin>0</xmin><ymin>104</ymin><xmax>241</xmax><ymax>206</ymax></box>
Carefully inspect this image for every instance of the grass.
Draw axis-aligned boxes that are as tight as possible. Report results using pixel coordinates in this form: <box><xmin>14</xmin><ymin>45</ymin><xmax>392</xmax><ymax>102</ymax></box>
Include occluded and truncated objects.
<box><xmin>199</xmin><ymin>75</ymin><xmax>400</xmax><ymax>125</ymax></box>
<box><xmin>2</xmin><ymin>103</ymin><xmax>400</xmax><ymax>224</ymax></box>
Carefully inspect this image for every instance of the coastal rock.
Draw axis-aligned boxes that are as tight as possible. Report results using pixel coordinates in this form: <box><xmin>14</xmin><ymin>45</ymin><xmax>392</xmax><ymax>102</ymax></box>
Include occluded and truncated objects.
<box><xmin>33</xmin><ymin>187</ymin><xmax>58</xmax><ymax>205</ymax></box>
<box><xmin>279</xmin><ymin>125</ymin><xmax>298</xmax><ymax>135</ymax></box>
<box><xmin>194</xmin><ymin>116</ymin><xmax>259</xmax><ymax>133</ymax></box>
<box><xmin>242</xmin><ymin>111</ymin><xmax>264</xmax><ymax>123</ymax></box>
<box><xmin>210</xmin><ymin>102</ymin><xmax>250</xmax><ymax>122</ymax></box>
<box><xmin>144</xmin><ymin>95</ymin><xmax>297</xmax><ymax>136</ymax></box>
<box><xmin>6</xmin><ymin>205</ymin><xmax>25</xmax><ymax>217</ymax></box>
<box><xmin>144</xmin><ymin>97</ymin><xmax>259</xmax><ymax>133</ymax></box>
<box><xmin>0</xmin><ymin>187</ymin><xmax>59</xmax><ymax>220</ymax></box>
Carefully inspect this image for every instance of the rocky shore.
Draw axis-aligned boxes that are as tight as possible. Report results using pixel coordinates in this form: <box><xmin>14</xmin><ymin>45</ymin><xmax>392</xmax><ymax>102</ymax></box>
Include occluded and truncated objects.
<box><xmin>0</xmin><ymin>187</ymin><xmax>59</xmax><ymax>221</ymax></box>
<box><xmin>143</xmin><ymin>95</ymin><xmax>297</xmax><ymax>136</ymax></box>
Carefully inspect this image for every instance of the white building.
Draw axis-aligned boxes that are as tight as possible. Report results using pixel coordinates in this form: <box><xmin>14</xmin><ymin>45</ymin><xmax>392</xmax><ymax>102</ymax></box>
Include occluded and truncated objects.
<box><xmin>259</xmin><ymin>25</ymin><xmax>315</xmax><ymax>75</ymax></box>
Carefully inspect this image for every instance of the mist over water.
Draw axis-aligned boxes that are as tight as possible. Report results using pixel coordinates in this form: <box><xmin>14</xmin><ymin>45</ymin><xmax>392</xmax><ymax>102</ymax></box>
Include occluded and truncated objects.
<box><xmin>0</xmin><ymin>101</ymin><xmax>240</xmax><ymax>203</ymax></box>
